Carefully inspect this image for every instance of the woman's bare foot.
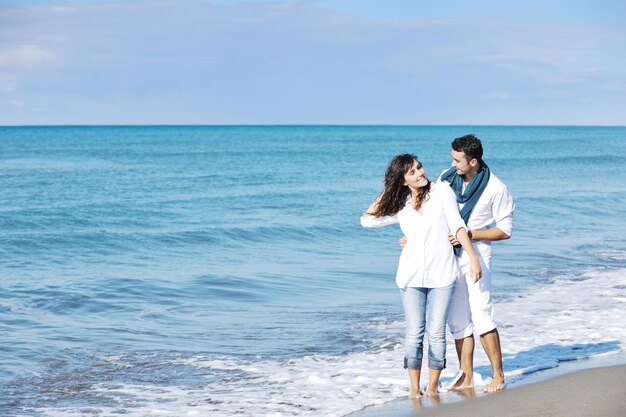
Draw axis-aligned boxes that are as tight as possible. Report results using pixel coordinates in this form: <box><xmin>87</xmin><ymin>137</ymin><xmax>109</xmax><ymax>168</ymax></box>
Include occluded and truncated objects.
<box><xmin>424</xmin><ymin>389</ymin><xmax>440</xmax><ymax>405</ymax></box>
<box><xmin>424</xmin><ymin>389</ymin><xmax>439</xmax><ymax>397</ymax></box>
<box><xmin>410</xmin><ymin>396</ymin><xmax>423</xmax><ymax>410</ymax></box>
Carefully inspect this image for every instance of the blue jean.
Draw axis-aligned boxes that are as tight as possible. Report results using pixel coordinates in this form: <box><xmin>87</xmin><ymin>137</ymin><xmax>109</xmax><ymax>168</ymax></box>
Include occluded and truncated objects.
<box><xmin>400</xmin><ymin>283</ymin><xmax>456</xmax><ymax>370</ymax></box>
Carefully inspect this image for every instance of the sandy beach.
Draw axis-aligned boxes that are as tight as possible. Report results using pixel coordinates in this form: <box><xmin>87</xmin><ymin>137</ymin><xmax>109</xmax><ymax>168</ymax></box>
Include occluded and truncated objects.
<box><xmin>348</xmin><ymin>364</ymin><xmax>626</xmax><ymax>417</ymax></box>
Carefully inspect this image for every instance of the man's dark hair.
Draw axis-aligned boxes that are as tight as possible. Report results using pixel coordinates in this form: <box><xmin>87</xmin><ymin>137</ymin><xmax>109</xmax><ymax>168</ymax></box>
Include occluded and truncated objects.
<box><xmin>452</xmin><ymin>134</ymin><xmax>483</xmax><ymax>163</ymax></box>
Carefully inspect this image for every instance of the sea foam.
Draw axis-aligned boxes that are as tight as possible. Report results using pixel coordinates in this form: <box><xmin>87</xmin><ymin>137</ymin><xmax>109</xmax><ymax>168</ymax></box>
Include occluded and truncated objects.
<box><xmin>30</xmin><ymin>266</ymin><xmax>625</xmax><ymax>417</ymax></box>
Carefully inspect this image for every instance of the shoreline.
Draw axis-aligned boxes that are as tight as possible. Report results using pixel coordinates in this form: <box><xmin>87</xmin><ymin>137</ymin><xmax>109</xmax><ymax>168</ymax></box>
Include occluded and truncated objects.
<box><xmin>347</xmin><ymin>355</ymin><xmax>626</xmax><ymax>417</ymax></box>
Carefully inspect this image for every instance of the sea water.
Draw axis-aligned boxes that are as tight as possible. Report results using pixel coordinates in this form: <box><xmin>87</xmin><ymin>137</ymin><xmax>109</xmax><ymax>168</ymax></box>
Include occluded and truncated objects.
<box><xmin>0</xmin><ymin>125</ymin><xmax>624</xmax><ymax>416</ymax></box>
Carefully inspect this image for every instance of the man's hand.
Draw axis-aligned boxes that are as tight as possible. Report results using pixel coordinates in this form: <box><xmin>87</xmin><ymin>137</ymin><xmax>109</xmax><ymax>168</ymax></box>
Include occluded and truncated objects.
<box><xmin>399</xmin><ymin>236</ymin><xmax>407</xmax><ymax>249</ymax></box>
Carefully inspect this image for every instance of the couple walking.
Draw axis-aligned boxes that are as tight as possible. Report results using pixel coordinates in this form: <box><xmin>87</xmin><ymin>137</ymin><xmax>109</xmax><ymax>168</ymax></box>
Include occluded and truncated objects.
<box><xmin>361</xmin><ymin>134</ymin><xmax>515</xmax><ymax>397</ymax></box>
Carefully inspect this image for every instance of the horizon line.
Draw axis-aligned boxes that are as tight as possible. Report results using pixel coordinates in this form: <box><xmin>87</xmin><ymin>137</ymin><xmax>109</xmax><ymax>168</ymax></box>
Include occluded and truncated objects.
<box><xmin>1</xmin><ymin>123</ymin><xmax>625</xmax><ymax>128</ymax></box>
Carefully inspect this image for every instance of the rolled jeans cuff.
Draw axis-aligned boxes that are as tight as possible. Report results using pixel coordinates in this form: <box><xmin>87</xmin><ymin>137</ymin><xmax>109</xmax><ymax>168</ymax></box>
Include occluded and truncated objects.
<box><xmin>404</xmin><ymin>356</ymin><xmax>422</xmax><ymax>370</ymax></box>
<box><xmin>428</xmin><ymin>357</ymin><xmax>446</xmax><ymax>371</ymax></box>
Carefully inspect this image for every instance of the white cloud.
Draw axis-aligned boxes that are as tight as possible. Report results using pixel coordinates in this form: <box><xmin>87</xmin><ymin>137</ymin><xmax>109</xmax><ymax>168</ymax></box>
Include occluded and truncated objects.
<box><xmin>0</xmin><ymin>0</ymin><xmax>624</xmax><ymax>124</ymax></box>
<box><xmin>484</xmin><ymin>91</ymin><xmax>509</xmax><ymax>100</ymax></box>
<box><xmin>0</xmin><ymin>74</ymin><xmax>18</xmax><ymax>92</ymax></box>
<box><xmin>0</xmin><ymin>44</ymin><xmax>58</xmax><ymax>68</ymax></box>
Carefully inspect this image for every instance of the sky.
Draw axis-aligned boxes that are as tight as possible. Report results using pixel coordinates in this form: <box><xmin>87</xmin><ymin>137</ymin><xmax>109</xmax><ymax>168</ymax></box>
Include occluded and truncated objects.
<box><xmin>0</xmin><ymin>0</ymin><xmax>625</xmax><ymax>125</ymax></box>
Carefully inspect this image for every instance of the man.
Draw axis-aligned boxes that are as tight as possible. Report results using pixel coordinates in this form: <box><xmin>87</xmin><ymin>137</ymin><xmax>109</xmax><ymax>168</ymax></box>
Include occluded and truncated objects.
<box><xmin>441</xmin><ymin>134</ymin><xmax>514</xmax><ymax>393</ymax></box>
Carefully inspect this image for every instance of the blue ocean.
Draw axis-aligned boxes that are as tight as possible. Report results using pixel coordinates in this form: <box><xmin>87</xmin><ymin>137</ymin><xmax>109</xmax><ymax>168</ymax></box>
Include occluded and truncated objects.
<box><xmin>1</xmin><ymin>126</ymin><xmax>625</xmax><ymax>416</ymax></box>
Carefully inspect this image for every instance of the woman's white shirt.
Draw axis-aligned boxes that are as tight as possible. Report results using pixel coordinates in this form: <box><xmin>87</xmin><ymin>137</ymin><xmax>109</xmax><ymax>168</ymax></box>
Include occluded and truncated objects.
<box><xmin>360</xmin><ymin>181</ymin><xmax>466</xmax><ymax>289</ymax></box>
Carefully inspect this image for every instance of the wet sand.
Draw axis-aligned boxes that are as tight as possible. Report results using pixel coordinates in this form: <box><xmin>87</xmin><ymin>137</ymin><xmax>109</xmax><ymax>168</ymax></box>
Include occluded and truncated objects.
<box><xmin>348</xmin><ymin>364</ymin><xmax>626</xmax><ymax>417</ymax></box>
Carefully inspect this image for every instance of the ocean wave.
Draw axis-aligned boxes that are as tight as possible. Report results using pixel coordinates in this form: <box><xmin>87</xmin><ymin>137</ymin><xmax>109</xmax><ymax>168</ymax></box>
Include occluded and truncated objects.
<box><xmin>0</xmin><ymin>157</ymin><xmax>125</xmax><ymax>173</ymax></box>
<box><xmin>589</xmin><ymin>249</ymin><xmax>626</xmax><ymax>262</ymax></box>
<box><xmin>1</xmin><ymin>222</ymin><xmax>348</xmax><ymax>257</ymax></box>
<box><xmin>12</xmin><ymin>266</ymin><xmax>625</xmax><ymax>417</ymax></box>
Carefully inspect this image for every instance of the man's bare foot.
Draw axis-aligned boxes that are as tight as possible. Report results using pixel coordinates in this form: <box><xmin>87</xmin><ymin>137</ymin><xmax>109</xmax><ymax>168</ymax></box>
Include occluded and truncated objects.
<box><xmin>450</xmin><ymin>372</ymin><xmax>474</xmax><ymax>390</ymax></box>
<box><xmin>409</xmin><ymin>388</ymin><xmax>421</xmax><ymax>398</ymax></box>
<box><xmin>484</xmin><ymin>375</ymin><xmax>505</xmax><ymax>392</ymax></box>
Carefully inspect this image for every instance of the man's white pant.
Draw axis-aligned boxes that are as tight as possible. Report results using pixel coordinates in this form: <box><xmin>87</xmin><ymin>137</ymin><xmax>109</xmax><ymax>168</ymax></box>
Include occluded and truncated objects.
<box><xmin>448</xmin><ymin>254</ymin><xmax>497</xmax><ymax>339</ymax></box>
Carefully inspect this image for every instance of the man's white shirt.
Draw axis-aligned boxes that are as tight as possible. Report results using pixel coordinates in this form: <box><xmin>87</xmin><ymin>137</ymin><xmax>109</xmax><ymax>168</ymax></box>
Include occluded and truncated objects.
<box><xmin>439</xmin><ymin>170</ymin><xmax>515</xmax><ymax>261</ymax></box>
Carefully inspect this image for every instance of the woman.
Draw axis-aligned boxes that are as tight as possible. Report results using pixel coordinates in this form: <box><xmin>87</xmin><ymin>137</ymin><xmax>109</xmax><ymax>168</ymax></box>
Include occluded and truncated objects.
<box><xmin>361</xmin><ymin>154</ymin><xmax>482</xmax><ymax>397</ymax></box>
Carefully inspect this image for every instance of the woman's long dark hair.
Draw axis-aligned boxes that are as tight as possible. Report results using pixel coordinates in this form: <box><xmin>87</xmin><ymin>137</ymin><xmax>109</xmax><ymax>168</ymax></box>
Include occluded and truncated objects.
<box><xmin>370</xmin><ymin>154</ymin><xmax>431</xmax><ymax>217</ymax></box>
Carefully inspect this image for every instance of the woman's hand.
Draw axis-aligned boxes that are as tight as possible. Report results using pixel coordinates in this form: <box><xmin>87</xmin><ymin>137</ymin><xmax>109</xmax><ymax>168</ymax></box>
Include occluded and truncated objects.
<box><xmin>454</xmin><ymin>228</ymin><xmax>483</xmax><ymax>283</ymax></box>
<box><xmin>470</xmin><ymin>256</ymin><xmax>483</xmax><ymax>283</ymax></box>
